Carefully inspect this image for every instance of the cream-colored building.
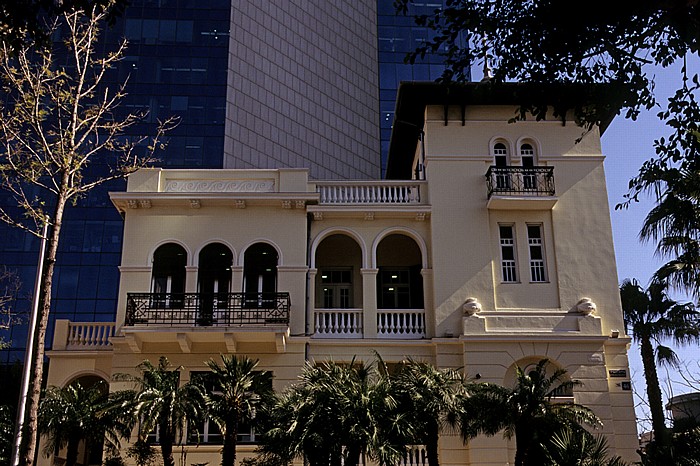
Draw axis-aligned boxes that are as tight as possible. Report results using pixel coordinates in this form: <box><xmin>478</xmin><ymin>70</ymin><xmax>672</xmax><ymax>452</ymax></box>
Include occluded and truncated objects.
<box><xmin>45</xmin><ymin>82</ymin><xmax>639</xmax><ymax>466</ymax></box>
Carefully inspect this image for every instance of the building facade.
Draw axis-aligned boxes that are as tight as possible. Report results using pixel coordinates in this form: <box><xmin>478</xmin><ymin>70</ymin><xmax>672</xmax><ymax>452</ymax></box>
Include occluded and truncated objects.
<box><xmin>0</xmin><ymin>0</ymin><xmax>460</xmax><ymax>369</ymax></box>
<box><xmin>45</xmin><ymin>83</ymin><xmax>639</xmax><ymax>465</ymax></box>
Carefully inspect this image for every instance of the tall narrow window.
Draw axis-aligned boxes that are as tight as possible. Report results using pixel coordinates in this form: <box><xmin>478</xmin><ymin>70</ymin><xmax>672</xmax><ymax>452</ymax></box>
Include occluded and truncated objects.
<box><xmin>493</xmin><ymin>142</ymin><xmax>510</xmax><ymax>189</ymax></box>
<box><xmin>499</xmin><ymin>225</ymin><xmax>517</xmax><ymax>282</ymax></box>
<box><xmin>520</xmin><ymin>143</ymin><xmax>537</xmax><ymax>190</ymax></box>
<box><xmin>527</xmin><ymin>225</ymin><xmax>547</xmax><ymax>282</ymax></box>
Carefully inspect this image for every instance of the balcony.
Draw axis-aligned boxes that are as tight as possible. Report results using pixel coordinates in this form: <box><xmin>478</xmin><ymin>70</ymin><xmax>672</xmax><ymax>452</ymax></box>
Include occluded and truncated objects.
<box><xmin>51</xmin><ymin>321</ymin><xmax>115</xmax><ymax>351</ymax></box>
<box><xmin>377</xmin><ymin>310</ymin><xmax>426</xmax><ymax>339</ymax></box>
<box><xmin>316</xmin><ymin>181</ymin><xmax>424</xmax><ymax>204</ymax></box>
<box><xmin>125</xmin><ymin>292</ymin><xmax>290</xmax><ymax>327</ymax></box>
<box><xmin>312</xmin><ymin>309</ymin><xmax>426</xmax><ymax>339</ymax></box>
<box><xmin>313</xmin><ymin>309</ymin><xmax>363</xmax><ymax>338</ymax></box>
<box><xmin>485</xmin><ymin>166</ymin><xmax>557</xmax><ymax>210</ymax></box>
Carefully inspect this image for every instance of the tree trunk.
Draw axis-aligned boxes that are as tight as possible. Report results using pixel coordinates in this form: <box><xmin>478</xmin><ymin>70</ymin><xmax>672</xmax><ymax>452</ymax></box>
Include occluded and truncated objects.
<box><xmin>513</xmin><ymin>423</ymin><xmax>530</xmax><ymax>466</ymax></box>
<box><xmin>425</xmin><ymin>422</ymin><xmax>440</xmax><ymax>466</ymax></box>
<box><xmin>65</xmin><ymin>435</ymin><xmax>81</xmax><ymax>466</ymax></box>
<box><xmin>221</xmin><ymin>417</ymin><xmax>237</xmax><ymax>466</ymax></box>
<box><xmin>640</xmin><ymin>336</ymin><xmax>671</xmax><ymax>450</ymax></box>
<box><xmin>20</xmin><ymin>189</ymin><xmax>68</xmax><ymax>466</ymax></box>
<box><xmin>159</xmin><ymin>422</ymin><xmax>176</xmax><ymax>466</ymax></box>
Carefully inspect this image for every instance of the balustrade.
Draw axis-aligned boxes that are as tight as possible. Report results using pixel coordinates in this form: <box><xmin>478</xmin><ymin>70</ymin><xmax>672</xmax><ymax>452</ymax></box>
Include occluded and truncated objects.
<box><xmin>313</xmin><ymin>309</ymin><xmax>363</xmax><ymax>337</ymax></box>
<box><xmin>317</xmin><ymin>181</ymin><xmax>423</xmax><ymax>204</ymax></box>
<box><xmin>377</xmin><ymin>310</ymin><xmax>426</xmax><ymax>339</ymax></box>
<box><xmin>66</xmin><ymin>322</ymin><xmax>115</xmax><ymax>349</ymax></box>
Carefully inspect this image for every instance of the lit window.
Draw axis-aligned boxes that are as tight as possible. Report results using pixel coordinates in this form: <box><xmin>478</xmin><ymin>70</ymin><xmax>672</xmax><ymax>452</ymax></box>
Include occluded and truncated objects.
<box><xmin>319</xmin><ymin>268</ymin><xmax>353</xmax><ymax>309</ymax></box>
<box><xmin>499</xmin><ymin>225</ymin><xmax>517</xmax><ymax>283</ymax></box>
<box><xmin>527</xmin><ymin>225</ymin><xmax>547</xmax><ymax>282</ymax></box>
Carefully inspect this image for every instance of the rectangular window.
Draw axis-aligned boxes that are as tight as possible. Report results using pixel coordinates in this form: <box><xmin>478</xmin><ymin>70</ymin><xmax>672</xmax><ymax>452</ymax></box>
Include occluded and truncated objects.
<box><xmin>379</xmin><ymin>269</ymin><xmax>411</xmax><ymax>309</ymax></box>
<box><xmin>527</xmin><ymin>225</ymin><xmax>547</xmax><ymax>282</ymax></box>
<box><xmin>499</xmin><ymin>225</ymin><xmax>517</xmax><ymax>282</ymax></box>
<box><xmin>320</xmin><ymin>268</ymin><xmax>353</xmax><ymax>308</ymax></box>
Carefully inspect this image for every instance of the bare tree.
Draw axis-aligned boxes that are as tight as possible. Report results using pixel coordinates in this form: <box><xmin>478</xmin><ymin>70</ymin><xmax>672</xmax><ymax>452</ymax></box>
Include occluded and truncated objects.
<box><xmin>0</xmin><ymin>267</ymin><xmax>22</xmax><ymax>349</ymax></box>
<box><xmin>0</xmin><ymin>3</ymin><xmax>175</xmax><ymax>465</ymax></box>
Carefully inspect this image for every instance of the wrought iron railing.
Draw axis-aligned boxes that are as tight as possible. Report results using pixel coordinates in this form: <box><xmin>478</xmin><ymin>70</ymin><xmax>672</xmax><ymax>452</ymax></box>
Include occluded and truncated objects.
<box><xmin>485</xmin><ymin>166</ymin><xmax>555</xmax><ymax>198</ymax></box>
<box><xmin>125</xmin><ymin>292</ymin><xmax>290</xmax><ymax>327</ymax></box>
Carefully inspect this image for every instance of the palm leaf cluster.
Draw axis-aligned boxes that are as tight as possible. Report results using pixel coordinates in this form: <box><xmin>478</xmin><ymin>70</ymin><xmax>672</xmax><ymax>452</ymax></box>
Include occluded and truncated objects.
<box><xmin>37</xmin><ymin>356</ymin><xmax>617</xmax><ymax>466</ymax></box>
<box><xmin>260</xmin><ymin>358</ymin><xmax>410</xmax><ymax>466</ymax></box>
<box><xmin>461</xmin><ymin>359</ymin><xmax>601</xmax><ymax>466</ymax></box>
<box><xmin>640</xmin><ymin>166</ymin><xmax>700</xmax><ymax>297</ymax></box>
<box><xmin>37</xmin><ymin>379</ymin><xmax>132</xmax><ymax>466</ymax></box>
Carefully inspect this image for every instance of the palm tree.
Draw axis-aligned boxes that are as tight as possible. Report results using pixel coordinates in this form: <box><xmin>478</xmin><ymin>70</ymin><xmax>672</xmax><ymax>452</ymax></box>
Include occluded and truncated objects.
<box><xmin>541</xmin><ymin>426</ymin><xmax>629</xmax><ymax>466</ymax></box>
<box><xmin>619</xmin><ymin>278</ymin><xmax>700</xmax><ymax>453</ymax></box>
<box><xmin>392</xmin><ymin>358</ymin><xmax>468</xmax><ymax>466</ymax></box>
<box><xmin>37</xmin><ymin>379</ymin><xmax>132</xmax><ymax>466</ymax></box>
<box><xmin>638</xmin><ymin>166</ymin><xmax>700</xmax><ymax>296</ymax></box>
<box><xmin>116</xmin><ymin>356</ymin><xmax>206</xmax><ymax>466</ymax></box>
<box><xmin>201</xmin><ymin>355</ymin><xmax>273</xmax><ymax>466</ymax></box>
<box><xmin>260</xmin><ymin>358</ymin><xmax>409</xmax><ymax>466</ymax></box>
<box><xmin>460</xmin><ymin>359</ymin><xmax>601</xmax><ymax>466</ymax></box>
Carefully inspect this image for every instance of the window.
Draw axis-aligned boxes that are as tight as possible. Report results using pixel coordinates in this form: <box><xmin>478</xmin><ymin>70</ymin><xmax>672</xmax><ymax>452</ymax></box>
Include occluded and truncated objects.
<box><xmin>499</xmin><ymin>225</ymin><xmax>517</xmax><ymax>282</ymax></box>
<box><xmin>151</xmin><ymin>243</ymin><xmax>187</xmax><ymax>308</ymax></box>
<box><xmin>320</xmin><ymin>268</ymin><xmax>353</xmax><ymax>308</ymax></box>
<box><xmin>493</xmin><ymin>142</ymin><xmax>510</xmax><ymax>189</ymax></box>
<box><xmin>378</xmin><ymin>268</ymin><xmax>411</xmax><ymax>308</ymax></box>
<box><xmin>520</xmin><ymin>143</ymin><xmax>537</xmax><ymax>190</ymax></box>
<box><xmin>527</xmin><ymin>225</ymin><xmax>547</xmax><ymax>282</ymax></box>
<box><xmin>243</xmin><ymin>243</ymin><xmax>278</xmax><ymax>308</ymax></box>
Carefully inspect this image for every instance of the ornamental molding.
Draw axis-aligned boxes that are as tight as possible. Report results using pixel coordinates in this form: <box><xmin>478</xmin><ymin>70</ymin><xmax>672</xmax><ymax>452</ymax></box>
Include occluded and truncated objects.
<box><xmin>164</xmin><ymin>179</ymin><xmax>276</xmax><ymax>193</ymax></box>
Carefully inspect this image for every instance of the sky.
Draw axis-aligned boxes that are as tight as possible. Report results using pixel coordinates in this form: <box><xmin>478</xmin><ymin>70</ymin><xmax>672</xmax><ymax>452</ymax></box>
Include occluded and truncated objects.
<box><xmin>601</xmin><ymin>54</ymin><xmax>700</xmax><ymax>431</ymax></box>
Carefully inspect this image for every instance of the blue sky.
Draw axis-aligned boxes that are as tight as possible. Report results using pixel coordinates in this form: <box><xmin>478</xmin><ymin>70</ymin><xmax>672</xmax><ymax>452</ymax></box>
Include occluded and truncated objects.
<box><xmin>602</xmin><ymin>54</ymin><xmax>700</xmax><ymax>430</ymax></box>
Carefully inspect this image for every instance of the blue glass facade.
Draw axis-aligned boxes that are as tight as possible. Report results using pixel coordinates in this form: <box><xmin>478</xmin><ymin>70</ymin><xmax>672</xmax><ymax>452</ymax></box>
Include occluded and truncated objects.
<box><xmin>0</xmin><ymin>0</ymin><xmax>231</xmax><ymax>365</ymax></box>
<box><xmin>0</xmin><ymin>0</ymin><xmax>468</xmax><ymax>365</ymax></box>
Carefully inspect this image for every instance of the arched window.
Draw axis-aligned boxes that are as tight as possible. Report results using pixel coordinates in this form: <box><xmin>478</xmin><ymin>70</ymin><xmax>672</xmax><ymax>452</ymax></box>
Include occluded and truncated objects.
<box><xmin>198</xmin><ymin>243</ymin><xmax>233</xmax><ymax>325</ymax></box>
<box><xmin>520</xmin><ymin>143</ymin><xmax>537</xmax><ymax>190</ymax></box>
<box><xmin>243</xmin><ymin>243</ymin><xmax>278</xmax><ymax>308</ymax></box>
<box><xmin>152</xmin><ymin>243</ymin><xmax>187</xmax><ymax>307</ymax></box>
<box><xmin>493</xmin><ymin>142</ymin><xmax>510</xmax><ymax>189</ymax></box>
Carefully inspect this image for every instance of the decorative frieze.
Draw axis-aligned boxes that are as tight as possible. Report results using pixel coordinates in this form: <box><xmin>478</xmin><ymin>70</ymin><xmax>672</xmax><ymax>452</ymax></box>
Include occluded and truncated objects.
<box><xmin>164</xmin><ymin>179</ymin><xmax>276</xmax><ymax>193</ymax></box>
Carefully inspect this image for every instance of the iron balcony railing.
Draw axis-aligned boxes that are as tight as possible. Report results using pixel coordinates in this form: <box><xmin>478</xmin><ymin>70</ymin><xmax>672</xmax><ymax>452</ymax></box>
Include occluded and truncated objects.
<box><xmin>125</xmin><ymin>292</ymin><xmax>290</xmax><ymax>327</ymax></box>
<box><xmin>485</xmin><ymin>166</ymin><xmax>555</xmax><ymax>198</ymax></box>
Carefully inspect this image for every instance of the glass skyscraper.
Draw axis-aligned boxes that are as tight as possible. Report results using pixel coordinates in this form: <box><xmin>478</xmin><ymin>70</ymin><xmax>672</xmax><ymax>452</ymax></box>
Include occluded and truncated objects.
<box><xmin>0</xmin><ymin>0</ymin><xmax>467</xmax><ymax>367</ymax></box>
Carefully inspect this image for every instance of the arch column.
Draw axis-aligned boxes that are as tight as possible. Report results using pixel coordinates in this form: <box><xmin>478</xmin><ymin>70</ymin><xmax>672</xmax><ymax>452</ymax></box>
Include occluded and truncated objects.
<box><xmin>185</xmin><ymin>266</ymin><xmax>198</xmax><ymax>293</ymax></box>
<box><xmin>307</xmin><ymin>268</ymin><xmax>317</xmax><ymax>335</ymax></box>
<box><xmin>421</xmin><ymin>268</ymin><xmax>434</xmax><ymax>338</ymax></box>
<box><xmin>362</xmin><ymin>268</ymin><xmax>378</xmax><ymax>338</ymax></box>
<box><xmin>231</xmin><ymin>266</ymin><xmax>243</xmax><ymax>292</ymax></box>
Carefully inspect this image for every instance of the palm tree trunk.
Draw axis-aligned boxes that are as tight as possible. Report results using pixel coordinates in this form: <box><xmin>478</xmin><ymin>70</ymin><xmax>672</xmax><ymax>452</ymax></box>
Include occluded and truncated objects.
<box><xmin>640</xmin><ymin>336</ymin><xmax>671</xmax><ymax>450</ymax></box>
<box><xmin>514</xmin><ymin>423</ymin><xmax>530</xmax><ymax>466</ymax></box>
<box><xmin>65</xmin><ymin>435</ymin><xmax>80</xmax><ymax>466</ymax></box>
<box><xmin>221</xmin><ymin>418</ymin><xmax>237</xmax><ymax>466</ymax></box>
<box><xmin>425</xmin><ymin>423</ymin><xmax>440</xmax><ymax>466</ymax></box>
<box><xmin>159</xmin><ymin>423</ymin><xmax>176</xmax><ymax>466</ymax></box>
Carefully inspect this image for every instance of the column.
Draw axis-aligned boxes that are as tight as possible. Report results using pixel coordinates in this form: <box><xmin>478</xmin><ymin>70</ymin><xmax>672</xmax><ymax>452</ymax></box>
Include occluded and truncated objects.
<box><xmin>362</xmin><ymin>268</ymin><xmax>378</xmax><ymax>338</ymax></box>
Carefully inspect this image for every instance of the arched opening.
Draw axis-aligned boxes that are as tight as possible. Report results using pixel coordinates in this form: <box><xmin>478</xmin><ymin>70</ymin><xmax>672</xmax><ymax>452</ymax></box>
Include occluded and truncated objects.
<box><xmin>503</xmin><ymin>358</ymin><xmax>574</xmax><ymax>398</ymax></box>
<box><xmin>376</xmin><ymin>234</ymin><xmax>423</xmax><ymax>309</ymax></box>
<box><xmin>243</xmin><ymin>243</ymin><xmax>278</xmax><ymax>308</ymax></box>
<box><xmin>152</xmin><ymin>243</ymin><xmax>187</xmax><ymax>307</ymax></box>
<box><xmin>315</xmin><ymin>234</ymin><xmax>362</xmax><ymax>309</ymax></box>
<box><xmin>197</xmin><ymin>243</ymin><xmax>233</xmax><ymax>325</ymax></box>
<box><xmin>493</xmin><ymin>141</ymin><xmax>511</xmax><ymax>189</ymax></box>
<box><xmin>520</xmin><ymin>142</ymin><xmax>538</xmax><ymax>189</ymax></box>
<box><xmin>313</xmin><ymin>234</ymin><xmax>364</xmax><ymax>337</ymax></box>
